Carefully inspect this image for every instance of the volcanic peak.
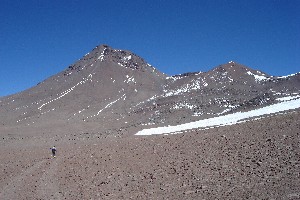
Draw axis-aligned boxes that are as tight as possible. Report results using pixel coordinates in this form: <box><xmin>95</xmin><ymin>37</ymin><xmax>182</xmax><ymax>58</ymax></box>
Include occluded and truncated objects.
<box><xmin>76</xmin><ymin>44</ymin><xmax>155</xmax><ymax>72</ymax></box>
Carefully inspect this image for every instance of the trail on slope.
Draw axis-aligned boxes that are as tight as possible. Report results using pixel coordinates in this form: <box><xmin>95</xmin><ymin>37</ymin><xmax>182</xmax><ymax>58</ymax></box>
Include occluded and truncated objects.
<box><xmin>36</xmin><ymin>157</ymin><xmax>63</xmax><ymax>200</ymax></box>
<box><xmin>0</xmin><ymin>159</ymin><xmax>46</xmax><ymax>200</ymax></box>
<box><xmin>0</xmin><ymin>155</ymin><xmax>63</xmax><ymax>200</ymax></box>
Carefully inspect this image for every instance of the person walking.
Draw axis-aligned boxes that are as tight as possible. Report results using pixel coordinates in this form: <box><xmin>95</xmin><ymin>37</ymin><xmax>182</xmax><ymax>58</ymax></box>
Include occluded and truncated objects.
<box><xmin>50</xmin><ymin>146</ymin><xmax>57</xmax><ymax>158</ymax></box>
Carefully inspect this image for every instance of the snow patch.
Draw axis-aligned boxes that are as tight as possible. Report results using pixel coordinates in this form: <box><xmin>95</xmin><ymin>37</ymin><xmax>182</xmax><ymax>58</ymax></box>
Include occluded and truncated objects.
<box><xmin>125</xmin><ymin>75</ymin><xmax>136</xmax><ymax>84</ymax></box>
<box><xmin>90</xmin><ymin>94</ymin><xmax>126</xmax><ymax>118</ymax></box>
<box><xmin>193</xmin><ymin>112</ymin><xmax>203</xmax><ymax>117</ymax></box>
<box><xmin>173</xmin><ymin>102</ymin><xmax>195</xmax><ymax>110</ymax></box>
<box><xmin>166</xmin><ymin>76</ymin><xmax>183</xmax><ymax>81</ymax></box>
<box><xmin>277</xmin><ymin>73</ymin><xmax>299</xmax><ymax>79</ymax></box>
<box><xmin>247</xmin><ymin>71</ymin><xmax>269</xmax><ymax>82</ymax></box>
<box><xmin>277</xmin><ymin>95</ymin><xmax>300</xmax><ymax>102</ymax></box>
<box><xmin>124</xmin><ymin>55</ymin><xmax>132</xmax><ymax>60</ymax></box>
<box><xmin>97</xmin><ymin>48</ymin><xmax>106</xmax><ymax>61</ymax></box>
<box><xmin>136</xmin><ymin>98</ymin><xmax>300</xmax><ymax>135</ymax></box>
<box><xmin>163</xmin><ymin>79</ymin><xmax>204</xmax><ymax>97</ymax></box>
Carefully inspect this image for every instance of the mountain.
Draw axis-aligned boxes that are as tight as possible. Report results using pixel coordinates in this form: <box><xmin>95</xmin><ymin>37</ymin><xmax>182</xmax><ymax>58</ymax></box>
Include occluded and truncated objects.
<box><xmin>0</xmin><ymin>45</ymin><xmax>166</xmax><ymax>135</ymax></box>
<box><xmin>0</xmin><ymin>45</ymin><xmax>299</xmax><ymax>137</ymax></box>
<box><xmin>1</xmin><ymin>45</ymin><xmax>300</xmax><ymax>199</ymax></box>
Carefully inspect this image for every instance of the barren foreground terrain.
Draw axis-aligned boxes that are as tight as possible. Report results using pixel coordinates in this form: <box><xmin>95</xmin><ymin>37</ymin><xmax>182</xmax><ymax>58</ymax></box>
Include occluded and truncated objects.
<box><xmin>1</xmin><ymin>110</ymin><xmax>299</xmax><ymax>199</ymax></box>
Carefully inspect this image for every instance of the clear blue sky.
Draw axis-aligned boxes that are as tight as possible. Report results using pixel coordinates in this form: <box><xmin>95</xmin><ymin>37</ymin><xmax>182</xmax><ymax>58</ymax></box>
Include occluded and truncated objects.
<box><xmin>0</xmin><ymin>0</ymin><xmax>299</xmax><ymax>97</ymax></box>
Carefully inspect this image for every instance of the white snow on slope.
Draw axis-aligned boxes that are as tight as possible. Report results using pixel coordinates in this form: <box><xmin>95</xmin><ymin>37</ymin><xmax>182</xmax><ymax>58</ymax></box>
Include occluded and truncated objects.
<box><xmin>97</xmin><ymin>48</ymin><xmax>106</xmax><ymax>61</ymax></box>
<box><xmin>247</xmin><ymin>71</ymin><xmax>269</xmax><ymax>82</ymax></box>
<box><xmin>86</xmin><ymin>94</ymin><xmax>126</xmax><ymax>119</ymax></box>
<box><xmin>277</xmin><ymin>95</ymin><xmax>300</xmax><ymax>102</ymax></box>
<box><xmin>277</xmin><ymin>73</ymin><xmax>299</xmax><ymax>79</ymax></box>
<box><xmin>136</xmin><ymin>98</ymin><xmax>300</xmax><ymax>135</ymax></box>
<box><xmin>38</xmin><ymin>74</ymin><xmax>93</xmax><ymax>110</ymax></box>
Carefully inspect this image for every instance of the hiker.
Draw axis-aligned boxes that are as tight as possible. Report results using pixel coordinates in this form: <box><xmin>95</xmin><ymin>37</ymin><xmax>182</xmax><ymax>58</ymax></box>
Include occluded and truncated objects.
<box><xmin>50</xmin><ymin>146</ymin><xmax>57</xmax><ymax>157</ymax></box>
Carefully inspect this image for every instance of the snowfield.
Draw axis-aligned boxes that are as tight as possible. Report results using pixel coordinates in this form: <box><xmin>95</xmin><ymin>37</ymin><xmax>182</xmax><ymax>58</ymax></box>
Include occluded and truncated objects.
<box><xmin>136</xmin><ymin>98</ymin><xmax>300</xmax><ymax>135</ymax></box>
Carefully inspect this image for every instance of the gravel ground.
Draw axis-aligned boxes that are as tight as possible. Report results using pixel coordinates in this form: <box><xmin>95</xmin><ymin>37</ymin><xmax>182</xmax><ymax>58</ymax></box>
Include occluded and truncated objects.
<box><xmin>0</xmin><ymin>110</ymin><xmax>299</xmax><ymax>199</ymax></box>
